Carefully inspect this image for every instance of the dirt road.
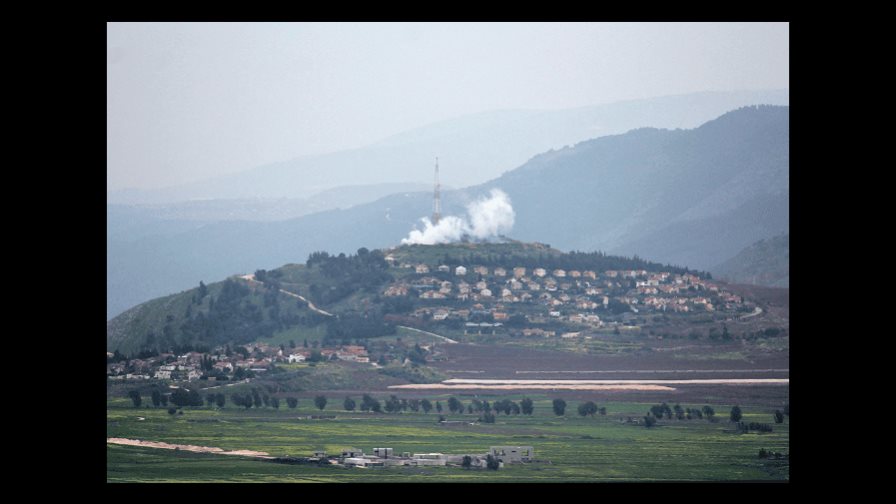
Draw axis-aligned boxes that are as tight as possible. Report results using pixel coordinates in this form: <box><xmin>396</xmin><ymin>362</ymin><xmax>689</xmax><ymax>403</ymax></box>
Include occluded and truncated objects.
<box><xmin>239</xmin><ymin>274</ymin><xmax>333</xmax><ymax>317</ymax></box>
<box><xmin>107</xmin><ymin>437</ymin><xmax>272</xmax><ymax>459</ymax></box>
<box><xmin>397</xmin><ymin>326</ymin><xmax>458</xmax><ymax>344</ymax></box>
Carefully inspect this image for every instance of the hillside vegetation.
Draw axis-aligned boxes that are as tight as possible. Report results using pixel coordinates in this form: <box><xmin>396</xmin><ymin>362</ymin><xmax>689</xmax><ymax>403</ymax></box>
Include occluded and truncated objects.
<box><xmin>711</xmin><ymin>234</ymin><xmax>789</xmax><ymax>287</ymax></box>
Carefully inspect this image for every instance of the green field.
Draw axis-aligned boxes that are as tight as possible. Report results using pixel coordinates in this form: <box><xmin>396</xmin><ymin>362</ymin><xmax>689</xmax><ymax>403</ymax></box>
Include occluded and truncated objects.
<box><xmin>107</xmin><ymin>394</ymin><xmax>789</xmax><ymax>482</ymax></box>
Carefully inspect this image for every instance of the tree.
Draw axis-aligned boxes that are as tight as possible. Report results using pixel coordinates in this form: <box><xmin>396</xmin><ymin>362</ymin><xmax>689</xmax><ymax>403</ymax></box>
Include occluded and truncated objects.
<box><xmin>170</xmin><ymin>388</ymin><xmax>203</xmax><ymax>408</ymax></box>
<box><xmin>448</xmin><ymin>397</ymin><xmax>462</xmax><ymax>414</ymax></box>
<box><xmin>160</xmin><ymin>394</ymin><xmax>169</xmax><ymax>407</ymax></box>
<box><xmin>344</xmin><ymin>397</ymin><xmax>356</xmax><ymax>411</ymax></box>
<box><xmin>436</xmin><ymin>401</ymin><xmax>443</xmax><ymax>413</ymax></box>
<box><xmin>482</xmin><ymin>412</ymin><xmax>496</xmax><ymax>424</ymax></box>
<box><xmin>198</xmin><ymin>280</ymin><xmax>208</xmax><ymax>300</ymax></box>
<box><xmin>702</xmin><ymin>405</ymin><xmax>715</xmax><ymax>420</ymax></box>
<box><xmin>271</xmin><ymin>397</ymin><xmax>280</xmax><ymax>409</ymax></box>
<box><xmin>486</xmin><ymin>454</ymin><xmax>500</xmax><ymax>470</ymax></box>
<box><xmin>644</xmin><ymin>415</ymin><xmax>656</xmax><ymax>428</ymax></box>
<box><xmin>128</xmin><ymin>390</ymin><xmax>142</xmax><ymax>408</ymax></box>
<box><xmin>385</xmin><ymin>395</ymin><xmax>401</xmax><ymax>413</ymax></box>
<box><xmin>408</xmin><ymin>399</ymin><xmax>420</xmax><ymax>412</ymax></box>
<box><xmin>730</xmin><ymin>405</ymin><xmax>743</xmax><ymax>423</ymax></box>
<box><xmin>577</xmin><ymin>401</ymin><xmax>597</xmax><ymax>417</ymax></box>
<box><xmin>673</xmin><ymin>403</ymin><xmax>685</xmax><ymax>420</ymax></box>
<box><xmin>521</xmin><ymin>397</ymin><xmax>534</xmax><ymax>415</ymax></box>
<box><xmin>773</xmin><ymin>410</ymin><xmax>784</xmax><ymax>424</ymax></box>
<box><xmin>151</xmin><ymin>389</ymin><xmax>161</xmax><ymax>407</ymax></box>
<box><xmin>462</xmin><ymin>455</ymin><xmax>473</xmax><ymax>469</ymax></box>
<box><xmin>287</xmin><ymin>397</ymin><xmax>298</xmax><ymax>409</ymax></box>
<box><xmin>168</xmin><ymin>407</ymin><xmax>177</xmax><ymax>415</ymax></box>
<box><xmin>421</xmin><ymin>399</ymin><xmax>433</xmax><ymax>414</ymax></box>
<box><xmin>215</xmin><ymin>393</ymin><xmax>225</xmax><ymax>408</ymax></box>
<box><xmin>552</xmin><ymin>398</ymin><xmax>567</xmax><ymax>416</ymax></box>
<box><xmin>206</xmin><ymin>393</ymin><xmax>216</xmax><ymax>407</ymax></box>
<box><xmin>598</xmin><ymin>407</ymin><xmax>607</xmax><ymax>416</ymax></box>
<box><xmin>314</xmin><ymin>395</ymin><xmax>327</xmax><ymax>411</ymax></box>
<box><xmin>252</xmin><ymin>389</ymin><xmax>263</xmax><ymax>408</ymax></box>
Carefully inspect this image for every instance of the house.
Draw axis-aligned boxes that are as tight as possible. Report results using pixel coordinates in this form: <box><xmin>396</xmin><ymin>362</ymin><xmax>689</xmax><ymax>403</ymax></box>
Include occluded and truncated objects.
<box><xmin>509</xmin><ymin>279</ymin><xmax>523</xmax><ymax>291</ymax></box>
<box><xmin>433</xmin><ymin>309</ymin><xmax>450</xmax><ymax>321</ymax></box>
<box><xmin>186</xmin><ymin>369</ymin><xmax>202</xmax><ymax>381</ymax></box>
<box><xmin>437</xmin><ymin>264</ymin><xmax>451</xmax><ymax>272</ymax></box>
<box><xmin>583</xmin><ymin>270</ymin><xmax>597</xmax><ymax>279</ymax></box>
<box><xmin>287</xmin><ymin>353</ymin><xmax>306</xmax><ymax>363</ymax></box>
<box><xmin>455</xmin><ymin>266</ymin><xmax>467</xmax><ymax>276</ymax></box>
<box><xmin>478</xmin><ymin>288</ymin><xmax>493</xmax><ymax>298</ymax></box>
<box><xmin>474</xmin><ymin>266</ymin><xmax>489</xmax><ymax>276</ymax></box>
<box><xmin>568</xmin><ymin>270</ymin><xmax>581</xmax><ymax>278</ymax></box>
<box><xmin>492</xmin><ymin>312</ymin><xmax>509</xmax><ymax>321</ymax></box>
<box><xmin>513</xmin><ymin>267</ymin><xmax>527</xmax><ymax>278</ymax></box>
<box><xmin>214</xmin><ymin>361</ymin><xmax>234</xmax><ymax>372</ymax></box>
<box><xmin>475</xmin><ymin>280</ymin><xmax>488</xmax><ymax>290</ymax></box>
<box><xmin>533</xmin><ymin>268</ymin><xmax>547</xmax><ymax>277</ymax></box>
<box><xmin>493</xmin><ymin>267</ymin><xmax>507</xmax><ymax>277</ymax></box>
<box><xmin>155</xmin><ymin>369</ymin><xmax>172</xmax><ymax>380</ymax></box>
<box><xmin>384</xmin><ymin>285</ymin><xmax>409</xmax><ymax>297</ymax></box>
<box><xmin>553</xmin><ymin>269</ymin><xmax>566</xmax><ymax>278</ymax></box>
<box><xmin>415</xmin><ymin>264</ymin><xmax>430</xmax><ymax>274</ymax></box>
<box><xmin>527</xmin><ymin>282</ymin><xmax>541</xmax><ymax>291</ymax></box>
<box><xmin>489</xmin><ymin>446</ymin><xmax>533</xmax><ymax>463</ymax></box>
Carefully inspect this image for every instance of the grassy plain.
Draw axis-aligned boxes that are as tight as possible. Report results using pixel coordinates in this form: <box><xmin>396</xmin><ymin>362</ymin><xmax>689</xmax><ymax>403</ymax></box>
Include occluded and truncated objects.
<box><xmin>107</xmin><ymin>393</ymin><xmax>789</xmax><ymax>482</ymax></box>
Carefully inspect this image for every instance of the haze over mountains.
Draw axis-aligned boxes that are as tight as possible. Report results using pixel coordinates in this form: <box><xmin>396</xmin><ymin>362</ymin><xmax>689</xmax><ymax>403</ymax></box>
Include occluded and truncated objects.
<box><xmin>108</xmin><ymin>90</ymin><xmax>787</xmax><ymax>207</ymax></box>
<box><xmin>108</xmin><ymin>92</ymin><xmax>789</xmax><ymax>320</ymax></box>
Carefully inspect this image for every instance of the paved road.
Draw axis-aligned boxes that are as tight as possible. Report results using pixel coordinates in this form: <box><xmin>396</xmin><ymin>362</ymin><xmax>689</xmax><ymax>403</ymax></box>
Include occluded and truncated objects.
<box><xmin>202</xmin><ymin>378</ymin><xmax>251</xmax><ymax>390</ymax></box>
<box><xmin>239</xmin><ymin>274</ymin><xmax>333</xmax><ymax>317</ymax></box>
<box><xmin>739</xmin><ymin>306</ymin><xmax>764</xmax><ymax>320</ymax></box>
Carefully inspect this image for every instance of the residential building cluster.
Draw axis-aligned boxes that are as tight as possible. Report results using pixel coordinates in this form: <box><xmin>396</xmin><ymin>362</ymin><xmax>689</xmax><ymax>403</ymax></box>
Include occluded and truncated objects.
<box><xmin>107</xmin><ymin>342</ymin><xmax>370</xmax><ymax>382</ymax></box>
<box><xmin>384</xmin><ymin>263</ymin><xmax>749</xmax><ymax>330</ymax></box>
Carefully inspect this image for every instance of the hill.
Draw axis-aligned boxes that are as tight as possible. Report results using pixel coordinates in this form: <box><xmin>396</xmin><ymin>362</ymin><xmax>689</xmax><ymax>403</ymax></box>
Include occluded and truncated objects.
<box><xmin>107</xmin><ymin>241</ymin><xmax>712</xmax><ymax>355</ymax></box>
<box><xmin>107</xmin><ymin>105</ymin><xmax>788</xmax><ymax>319</ymax></box>
<box><xmin>711</xmin><ymin>233</ymin><xmax>789</xmax><ymax>287</ymax></box>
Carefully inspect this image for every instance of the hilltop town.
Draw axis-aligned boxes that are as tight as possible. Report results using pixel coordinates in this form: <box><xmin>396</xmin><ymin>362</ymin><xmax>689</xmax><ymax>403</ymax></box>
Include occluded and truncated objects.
<box><xmin>383</xmin><ymin>254</ymin><xmax>753</xmax><ymax>337</ymax></box>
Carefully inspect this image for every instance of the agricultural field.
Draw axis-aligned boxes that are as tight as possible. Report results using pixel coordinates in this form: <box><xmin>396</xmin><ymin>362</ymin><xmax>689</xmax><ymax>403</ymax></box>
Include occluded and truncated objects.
<box><xmin>107</xmin><ymin>391</ymin><xmax>789</xmax><ymax>482</ymax></box>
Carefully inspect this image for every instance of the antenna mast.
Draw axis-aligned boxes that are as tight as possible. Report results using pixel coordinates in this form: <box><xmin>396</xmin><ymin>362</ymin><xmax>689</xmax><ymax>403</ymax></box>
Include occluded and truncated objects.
<box><xmin>432</xmin><ymin>156</ymin><xmax>441</xmax><ymax>225</ymax></box>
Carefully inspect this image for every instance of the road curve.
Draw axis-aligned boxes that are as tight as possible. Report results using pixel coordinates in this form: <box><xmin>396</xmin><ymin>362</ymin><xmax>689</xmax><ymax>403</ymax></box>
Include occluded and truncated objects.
<box><xmin>239</xmin><ymin>274</ymin><xmax>333</xmax><ymax>317</ymax></box>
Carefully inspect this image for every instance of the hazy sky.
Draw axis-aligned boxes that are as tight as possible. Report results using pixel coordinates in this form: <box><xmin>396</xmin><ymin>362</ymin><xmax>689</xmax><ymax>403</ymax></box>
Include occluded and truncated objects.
<box><xmin>107</xmin><ymin>22</ymin><xmax>789</xmax><ymax>192</ymax></box>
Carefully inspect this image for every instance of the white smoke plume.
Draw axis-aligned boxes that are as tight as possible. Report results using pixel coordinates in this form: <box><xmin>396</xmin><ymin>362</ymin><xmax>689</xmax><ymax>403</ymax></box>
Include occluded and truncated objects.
<box><xmin>401</xmin><ymin>189</ymin><xmax>515</xmax><ymax>245</ymax></box>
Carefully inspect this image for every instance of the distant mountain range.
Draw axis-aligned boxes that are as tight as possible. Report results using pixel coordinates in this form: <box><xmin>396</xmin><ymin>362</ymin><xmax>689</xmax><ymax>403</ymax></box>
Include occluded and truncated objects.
<box><xmin>108</xmin><ymin>89</ymin><xmax>788</xmax><ymax>205</ymax></box>
<box><xmin>711</xmin><ymin>233</ymin><xmax>789</xmax><ymax>288</ymax></box>
<box><xmin>107</xmin><ymin>103</ymin><xmax>789</xmax><ymax>319</ymax></box>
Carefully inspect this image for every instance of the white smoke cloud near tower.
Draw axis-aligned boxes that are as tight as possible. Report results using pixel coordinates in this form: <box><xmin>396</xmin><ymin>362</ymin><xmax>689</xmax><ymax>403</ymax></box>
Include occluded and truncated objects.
<box><xmin>401</xmin><ymin>188</ymin><xmax>515</xmax><ymax>245</ymax></box>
